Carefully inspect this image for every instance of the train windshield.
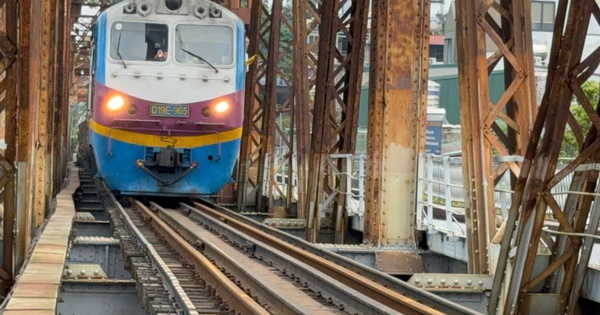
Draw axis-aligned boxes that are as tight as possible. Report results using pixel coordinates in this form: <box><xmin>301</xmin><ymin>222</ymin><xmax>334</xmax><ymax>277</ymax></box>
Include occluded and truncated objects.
<box><xmin>175</xmin><ymin>25</ymin><xmax>233</xmax><ymax>66</ymax></box>
<box><xmin>110</xmin><ymin>22</ymin><xmax>169</xmax><ymax>62</ymax></box>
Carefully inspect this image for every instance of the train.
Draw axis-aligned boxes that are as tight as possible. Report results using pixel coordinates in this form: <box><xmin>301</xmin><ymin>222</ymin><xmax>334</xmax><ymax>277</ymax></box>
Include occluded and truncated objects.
<box><xmin>88</xmin><ymin>0</ymin><xmax>245</xmax><ymax>196</ymax></box>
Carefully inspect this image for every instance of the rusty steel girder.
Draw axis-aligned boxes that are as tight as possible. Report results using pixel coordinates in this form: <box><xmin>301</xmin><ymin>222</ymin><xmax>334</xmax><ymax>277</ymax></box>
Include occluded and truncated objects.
<box><xmin>237</xmin><ymin>0</ymin><xmax>286</xmax><ymax>213</ymax></box>
<box><xmin>2</xmin><ymin>0</ymin><xmax>25</xmax><ymax>288</ymax></box>
<box><xmin>237</xmin><ymin>0</ymin><xmax>315</xmax><ymax>217</ymax></box>
<box><xmin>490</xmin><ymin>0</ymin><xmax>600</xmax><ymax>314</ymax></box>
<box><xmin>363</xmin><ymin>0</ymin><xmax>430</xmax><ymax>247</ymax></box>
<box><xmin>305</xmin><ymin>0</ymin><xmax>369</xmax><ymax>243</ymax></box>
<box><xmin>0</xmin><ymin>0</ymin><xmax>72</xmax><ymax>291</ymax></box>
<box><xmin>455</xmin><ymin>0</ymin><xmax>537</xmax><ymax>274</ymax></box>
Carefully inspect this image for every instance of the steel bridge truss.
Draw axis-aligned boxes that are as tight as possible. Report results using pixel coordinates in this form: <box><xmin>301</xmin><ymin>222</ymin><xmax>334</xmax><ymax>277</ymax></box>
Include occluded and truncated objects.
<box><xmin>488</xmin><ymin>0</ymin><xmax>600</xmax><ymax>314</ymax></box>
<box><xmin>237</xmin><ymin>0</ymin><xmax>369</xmax><ymax>244</ymax></box>
<box><xmin>455</xmin><ymin>0</ymin><xmax>538</xmax><ymax>274</ymax></box>
<box><xmin>0</xmin><ymin>0</ymin><xmax>72</xmax><ymax>293</ymax></box>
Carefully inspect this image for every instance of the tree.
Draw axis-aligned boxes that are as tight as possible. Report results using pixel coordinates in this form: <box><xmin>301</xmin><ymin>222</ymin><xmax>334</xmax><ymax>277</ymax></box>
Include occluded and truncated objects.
<box><xmin>562</xmin><ymin>81</ymin><xmax>600</xmax><ymax>158</ymax></box>
<box><xmin>257</xmin><ymin>2</ymin><xmax>294</xmax><ymax>82</ymax></box>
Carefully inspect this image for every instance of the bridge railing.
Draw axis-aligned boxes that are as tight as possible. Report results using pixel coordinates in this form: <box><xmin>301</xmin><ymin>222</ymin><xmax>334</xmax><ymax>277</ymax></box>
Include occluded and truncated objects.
<box><xmin>264</xmin><ymin>151</ymin><xmax>575</xmax><ymax>234</ymax></box>
<box><xmin>415</xmin><ymin>153</ymin><xmax>576</xmax><ymax>236</ymax></box>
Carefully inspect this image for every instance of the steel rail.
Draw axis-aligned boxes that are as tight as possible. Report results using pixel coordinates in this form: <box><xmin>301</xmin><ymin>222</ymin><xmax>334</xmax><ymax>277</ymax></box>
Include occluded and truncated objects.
<box><xmin>107</xmin><ymin>193</ymin><xmax>199</xmax><ymax>314</ymax></box>
<box><xmin>160</xmin><ymin>202</ymin><xmax>401</xmax><ymax>314</ymax></box>
<box><xmin>190</xmin><ymin>201</ymin><xmax>465</xmax><ymax>315</ymax></box>
<box><xmin>193</xmin><ymin>199</ymin><xmax>481</xmax><ymax>315</ymax></box>
<box><xmin>130</xmin><ymin>199</ymin><xmax>270</xmax><ymax>315</ymax></box>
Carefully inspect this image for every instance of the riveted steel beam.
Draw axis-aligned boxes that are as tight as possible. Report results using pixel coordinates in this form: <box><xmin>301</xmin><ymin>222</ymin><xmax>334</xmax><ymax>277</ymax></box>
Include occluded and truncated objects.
<box><xmin>5</xmin><ymin>0</ymin><xmax>36</xmax><ymax>282</ymax></box>
<box><xmin>456</xmin><ymin>0</ymin><xmax>537</xmax><ymax>275</ymax></box>
<box><xmin>237</xmin><ymin>0</ymin><xmax>269</xmax><ymax>212</ymax></box>
<box><xmin>237</xmin><ymin>0</ymin><xmax>305</xmax><ymax>216</ymax></box>
<box><xmin>0</xmin><ymin>0</ymin><xmax>18</xmax><ymax>292</ymax></box>
<box><xmin>29</xmin><ymin>0</ymin><xmax>55</xmax><ymax>229</ymax></box>
<box><xmin>488</xmin><ymin>0</ymin><xmax>600</xmax><ymax>314</ymax></box>
<box><xmin>305</xmin><ymin>0</ymin><xmax>369</xmax><ymax>243</ymax></box>
<box><xmin>291</xmin><ymin>0</ymin><xmax>311</xmax><ymax>221</ymax></box>
<box><xmin>363</xmin><ymin>0</ymin><xmax>430</xmax><ymax>247</ymax></box>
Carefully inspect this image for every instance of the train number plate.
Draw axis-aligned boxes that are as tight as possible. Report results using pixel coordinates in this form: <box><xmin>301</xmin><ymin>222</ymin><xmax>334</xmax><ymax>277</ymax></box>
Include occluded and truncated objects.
<box><xmin>149</xmin><ymin>104</ymin><xmax>189</xmax><ymax>117</ymax></box>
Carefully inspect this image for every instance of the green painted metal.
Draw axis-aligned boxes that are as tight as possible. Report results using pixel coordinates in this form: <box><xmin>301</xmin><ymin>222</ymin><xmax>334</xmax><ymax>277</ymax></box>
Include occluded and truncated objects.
<box><xmin>431</xmin><ymin>70</ymin><xmax>506</xmax><ymax>125</ymax></box>
<box><xmin>357</xmin><ymin>66</ymin><xmax>508</xmax><ymax>126</ymax></box>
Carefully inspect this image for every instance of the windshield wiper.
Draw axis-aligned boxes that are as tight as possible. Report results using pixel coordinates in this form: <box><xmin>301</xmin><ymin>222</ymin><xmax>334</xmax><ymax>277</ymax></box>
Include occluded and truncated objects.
<box><xmin>181</xmin><ymin>48</ymin><xmax>219</xmax><ymax>73</ymax></box>
<box><xmin>116</xmin><ymin>31</ymin><xmax>127</xmax><ymax>69</ymax></box>
<box><xmin>175</xmin><ymin>28</ymin><xmax>218</xmax><ymax>73</ymax></box>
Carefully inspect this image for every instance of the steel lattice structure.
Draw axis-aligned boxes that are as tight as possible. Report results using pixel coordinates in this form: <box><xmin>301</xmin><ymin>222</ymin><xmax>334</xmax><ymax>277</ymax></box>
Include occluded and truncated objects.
<box><xmin>488</xmin><ymin>0</ymin><xmax>600</xmax><ymax>313</ymax></box>
<box><xmin>0</xmin><ymin>0</ymin><xmax>72</xmax><ymax>293</ymax></box>
<box><xmin>237</xmin><ymin>0</ymin><xmax>369</xmax><ymax>244</ymax></box>
<box><xmin>455</xmin><ymin>0</ymin><xmax>538</xmax><ymax>274</ymax></box>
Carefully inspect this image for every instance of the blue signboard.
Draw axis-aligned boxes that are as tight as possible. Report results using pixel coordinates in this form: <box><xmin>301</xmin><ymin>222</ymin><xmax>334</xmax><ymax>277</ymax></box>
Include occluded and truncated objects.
<box><xmin>426</xmin><ymin>125</ymin><xmax>442</xmax><ymax>155</ymax></box>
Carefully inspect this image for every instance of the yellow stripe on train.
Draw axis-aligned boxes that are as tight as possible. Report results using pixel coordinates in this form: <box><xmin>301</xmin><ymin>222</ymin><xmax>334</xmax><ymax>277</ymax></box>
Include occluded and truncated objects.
<box><xmin>89</xmin><ymin>119</ymin><xmax>242</xmax><ymax>148</ymax></box>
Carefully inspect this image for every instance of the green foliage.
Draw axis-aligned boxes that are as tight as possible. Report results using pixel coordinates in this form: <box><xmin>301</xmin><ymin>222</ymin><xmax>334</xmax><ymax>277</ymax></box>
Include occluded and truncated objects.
<box><xmin>278</xmin><ymin>3</ymin><xmax>294</xmax><ymax>81</ymax></box>
<box><xmin>70</xmin><ymin>102</ymin><xmax>88</xmax><ymax>155</ymax></box>
<box><xmin>562</xmin><ymin>81</ymin><xmax>600</xmax><ymax>158</ymax></box>
<box><xmin>257</xmin><ymin>2</ymin><xmax>294</xmax><ymax>82</ymax></box>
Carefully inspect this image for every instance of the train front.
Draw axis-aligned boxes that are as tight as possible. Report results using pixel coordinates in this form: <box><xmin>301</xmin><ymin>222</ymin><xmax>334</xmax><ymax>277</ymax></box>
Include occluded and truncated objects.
<box><xmin>89</xmin><ymin>0</ymin><xmax>245</xmax><ymax>196</ymax></box>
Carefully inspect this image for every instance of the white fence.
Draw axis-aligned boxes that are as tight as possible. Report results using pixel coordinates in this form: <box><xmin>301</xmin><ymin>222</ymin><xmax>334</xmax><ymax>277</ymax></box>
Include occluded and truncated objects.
<box><xmin>265</xmin><ymin>150</ymin><xmax>578</xmax><ymax>235</ymax></box>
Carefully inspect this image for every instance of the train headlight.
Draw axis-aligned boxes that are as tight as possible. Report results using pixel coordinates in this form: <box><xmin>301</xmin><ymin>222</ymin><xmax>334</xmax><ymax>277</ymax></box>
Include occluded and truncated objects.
<box><xmin>215</xmin><ymin>101</ymin><xmax>229</xmax><ymax>113</ymax></box>
<box><xmin>106</xmin><ymin>95</ymin><xmax>125</xmax><ymax>111</ymax></box>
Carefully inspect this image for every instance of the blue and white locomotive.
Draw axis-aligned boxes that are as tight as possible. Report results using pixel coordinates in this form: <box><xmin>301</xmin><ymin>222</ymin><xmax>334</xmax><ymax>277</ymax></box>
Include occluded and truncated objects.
<box><xmin>89</xmin><ymin>0</ymin><xmax>245</xmax><ymax>196</ymax></box>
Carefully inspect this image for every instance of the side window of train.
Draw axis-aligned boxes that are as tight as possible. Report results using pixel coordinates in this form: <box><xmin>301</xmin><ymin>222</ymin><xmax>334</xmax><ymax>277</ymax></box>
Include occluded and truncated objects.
<box><xmin>91</xmin><ymin>23</ymin><xmax>97</xmax><ymax>75</ymax></box>
<box><xmin>110</xmin><ymin>22</ymin><xmax>169</xmax><ymax>62</ymax></box>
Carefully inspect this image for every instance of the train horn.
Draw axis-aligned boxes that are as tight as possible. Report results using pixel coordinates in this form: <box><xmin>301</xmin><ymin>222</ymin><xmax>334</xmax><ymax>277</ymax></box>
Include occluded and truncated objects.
<box><xmin>209</xmin><ymin>6</ymin><xmax>222</xmax><ymax>18</ymax></box>
<box><xmin>123</xmin><ymin>1</ymin><xmax>136</xmax><ymax>14</ymax></box>
<box><xmin>137</xmin><ymin>1</ymin><xmax>152</xmax><ymax>16</ymax></box>
<box><xmin>193</xmin><ymin>4</ymin><xmax>209</xmax><ymax>19</ymax></box>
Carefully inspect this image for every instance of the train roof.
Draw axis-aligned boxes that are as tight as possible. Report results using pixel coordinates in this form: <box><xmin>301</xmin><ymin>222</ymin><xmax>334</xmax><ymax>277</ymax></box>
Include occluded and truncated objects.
<box><xmin>99</xmin><ymin>0</ymin><xmax>242</xmax><ymax>24</ymax></box>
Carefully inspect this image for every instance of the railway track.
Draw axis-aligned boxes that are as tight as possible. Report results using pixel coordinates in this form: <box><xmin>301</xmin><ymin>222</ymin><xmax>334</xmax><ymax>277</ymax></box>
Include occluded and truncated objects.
<box><xmin>99</xmin><ymin>180</ymin><xmax>479</xmax><ymax>315</ymax></box>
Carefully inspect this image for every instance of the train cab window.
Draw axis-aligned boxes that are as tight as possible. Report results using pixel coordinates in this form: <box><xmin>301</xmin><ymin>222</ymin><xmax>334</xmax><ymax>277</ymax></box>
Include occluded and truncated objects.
<box><xmin>110</xmin><ymin>22</ymin><xmax>169</xmax><ymax>62</ymax></box>
<box><xmin>175</xmin><ymin>25</ymin><xmax>233</xmax><ymax>66</ymax></box>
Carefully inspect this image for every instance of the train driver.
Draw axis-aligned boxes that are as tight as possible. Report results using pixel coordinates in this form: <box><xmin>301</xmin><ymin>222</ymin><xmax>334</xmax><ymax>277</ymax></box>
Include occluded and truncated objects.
<box><xmin>154</xmin><ymin>49</ymin><xmax>168</xmax><ymax>61</ymax></box>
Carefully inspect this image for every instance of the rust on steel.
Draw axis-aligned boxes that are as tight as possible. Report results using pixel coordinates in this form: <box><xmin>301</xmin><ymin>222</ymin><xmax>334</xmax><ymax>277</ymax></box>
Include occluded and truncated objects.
<box><xmin>11</xmin><ymin>0</ymin><xmax>35</xmax><ymax>275</ymax></box>
<box><xmin>1</xmin><ymin>0</ymin><xmax>18</xmax><ymax>290</ymax></box>
<box><xmin>261</xmin><ymin>0</ymin><xmax>282</xmax><ymax>213</ymax></box>
<box><xmin>224</xmin><ymin>0</ymin><xmax>252</xmax><ymax>24</ymax></box>
<box><xmin>237</xmin><ymin>0</ymin><xmax>299</xmax><ymax>214</ymax></box>
<box><xmin>236</xmin><ymin>0</ymin><xmax>267</xmax><ymax>212</ymax></box>
<box><xmin>305</xmin><ymin>0</ymin><xmax>369</xmax><ymax>243</ymax></box>
<box><xmin>132</xmin><ymin>200</ymin><xmax>270</xmax><ymax>315</ymax></box>
<box><xmin>456</xmin><ymin>0</ymin><xmax>537</xmax><ymax>275</ymax></box>
<box><xmin>490</xmin><ymin>0</ymin><xmax>600</xmax><ymax>314</ymax></box>
<box><xmin>193</xmin><ymin>201</ymin><xmax>444</xmax><ymax>315</ymax></box>
<box><xmin>364</xmin><ymin>0</ymin><xmax>430</xmax><ymax>246</ymax></box>
<box><xmin>291</xmin><ymin>0</ymin><xmax>312</xmax><ymax>220</ymax></box>
<box><xmin>30</xmin><ymin>0</ymin><xmax>55</xmax><ymax>228</ymax></box>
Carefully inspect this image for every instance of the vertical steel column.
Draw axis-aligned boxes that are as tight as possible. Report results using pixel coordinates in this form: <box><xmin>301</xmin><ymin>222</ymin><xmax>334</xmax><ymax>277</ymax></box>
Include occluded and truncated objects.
<box><xmin>363</xmin><ymin>0</ymin><xmax>430</xmax><ymax>246</ymax></box>
<box><xmin>30</xmin><ymin>0</ymin><xmax>54</xmax><ymax>228</ymax></box>
<box><xmin>59</xmin><ymin>0</ymin><xmax>73</xmax><ymax>182</ymax></box>
<box><xmin>305</xmin><ymin>0</ymin><xmax>369</xmax><ymax>243</ymax></box>
<box><xmin>237</xmin><ymin>0</ymin><xmax>298</xmax><ymax>214</ymax></box>
<box><xmin>488</xmin><ymin>0</ymin><xmax>600</xmax><ymax>313</ymax></box>
<box><xmin>260</xmin><ymin>0</ymin><xmax>282</xmax><ymax>213</ymax></box>
<box><xmin>237</xmin><ymin>0</ymin><xmax>278</xmax><ymax>213</ymax></box>
<box><xmin>455</xmin><ymin>0</ymin><xmax>537</xmax><ymax>274</ymax></box>
<box><xmin>236</xmin><ymin>0</ymin><xmax>263</xmax><ymax>212</ymax></box>
<box><xmin>291</xmin><ymin>0</ymin><xmax>310</xmax><ymax>220</ymax></box>
<box><xmin>12</xmin><ymin>0</ymin><xmax>35</xmax><ymax>275</ymax></box>
<box><xmin>51</xmin><ymin>0</ymin><xmax>63</xmax><ymax>194</ymax></box>
<box><xmin>0</xmin><ymin>0</ymin><xmax>18</xmax><ymax>290</ymax></box>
